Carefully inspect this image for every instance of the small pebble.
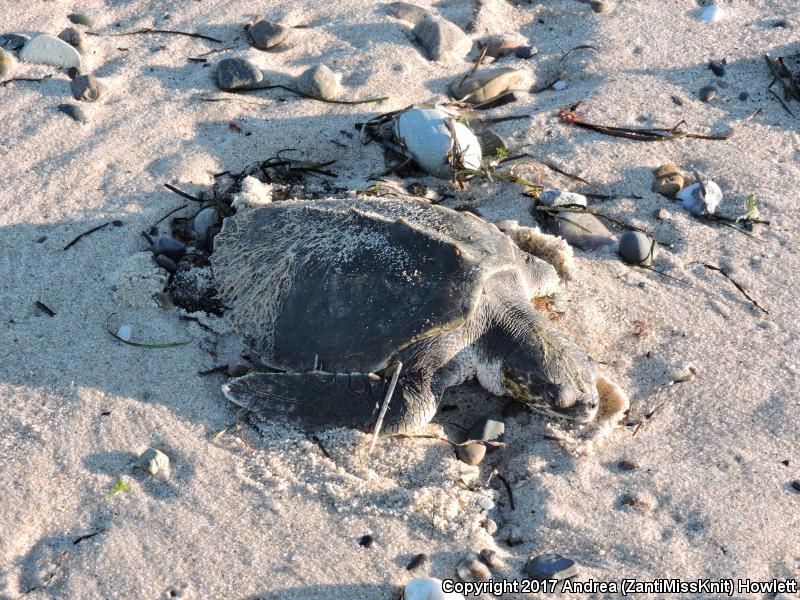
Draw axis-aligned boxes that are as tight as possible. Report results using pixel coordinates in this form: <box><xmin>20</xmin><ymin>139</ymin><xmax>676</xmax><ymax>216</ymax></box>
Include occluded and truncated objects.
<box><xmin>216</xmin><ymin>58</ymin><xmax>264</xmax><ymax>91</ymax></box>
<box><xmin>116</xmin><ymin>324</ymin><xmax>132</xmax><ymax>341</ymax></box>
<box><xmin>456</xmin><ymin>556</ymin><xmax>491</xmax><ymax>582</ymax></box>
<box><xmin>738</xmin><ymin>91</ymin><xmax>749</xmax><ymax>101</ymax></box>
<box><xmin>68</xmin><ymin>12</ymin><xmax>94</xmax><ymax>28</ymax></box>
<box><xmin>57</xmin><ymin>103</ymin><xmax>88</xmax><ymax>123</ymax></box>
<box><xmin>155</xmin><ymin>254</ymin><xmax>177</xmax><ymax>273</ymax></box>
<box><xmin>589</xmin><ymin>0</ymin><xmax>611</xmax><ymax>13</ymax></box>
<box><xmin>651</xmin><ymin>164</ymin><xmax>684</xmax><ymax>197</ymax></box>
<box><xmin>791</xmin><ymin>480</ymin><xmax>800</xmax><ymax>492</ymax></box>
<box><xmin>193</xmin><ymin>207</ymin><xmax>219</xmax><ymax>248</ymax></box>
<box><xmin>404</xmin><ymin>577</ymin><xmax>465</xmax><ymax>600</ymax></box>
<box><xmin>0</xmin><ymin>33</ymin><xmax>29</xmax><ymax>53</ymax></box>
<box><xmin>406</xmin><ymin>553</ymin><xmax>428</xmax><ymax>571</ymax></box>
<box><xmin>58</xmin><ymin>27</ymin><xmax>86</xmax><ymax>54</ymax></box>
<box><xmin>618</xmin><ymin>459</ymin><xmax>640</xmax><ymax>470</ymax></box>
<box><xmin>514</xmin><ymin>45</ymin><xmax>537</xmax><ymax>59</ymax></box>
<box><xmin>483</xmin><ymin>38</ymin><xmax>516</xmax><ymax>58</ymax></box>
<box><xmin>780</xmin><ymin>459</ymin><xmax>789</xmax><ymax>467</ymax></box>
<box><xmin>699</xmin><ymin>85</ymin><xmax>717</xmax><ymax>102</ymax></box>
<box><xmin>411</xmin><ymin>15</ymin><xmax>472</xmax><ymax>63</ymax></box>
<box><xmin>66</xmin><ymin>66</ymin><xmax>83</xmax><ymax>80</ymax></box>
<box><xmin>71</xmin><ymin>74</ymin><xmax>103</xmax><ymax>101</ymax></box>
<box><xmin>476</xmin><ymin>497</ymin><xmax>495</xmax><ymax>511</ymax></box>
<box><xmin>0</xmin><ymin>48</ymin><xmax>13</xmax><ymax>78</ymax></box>
<box><xmin>152</xmin><ymin>236</ymin><xmax>186</xmax><ymax>261</ymax></box>
<box><xmin>708</xmin><ymin>60</ymin><xmax>725</xmax><ymax>77</ymax></box>
<box><xmin>134</xmin><ymin>448</ymin><xmax>170</xmax><ymax>476</ymax></box>
<box><xmin>20</xmin><ymin>34</ymin><xmax>82</xmax><ymax>68</ymax></box>
<box><xmin>618</xmin><ymin>231</ymin><xmax>655</xmax><ymax>266</ymax></box>
<box><xmin>699</xmin><ymin>4</ymin><xmax>725</xmax><ymax>24</ymax></box>
<box><xmin>525</xmin><ymin>554</ymin><xmax>579</xmax><ymax>581</ymax></box>
<box><xmin>247</xmin><ymin>19</ymin><xmax>289</xmax><ymax>50</ymax></box>
<box><xmin>296</xmin><ymin>64</ymin><xmax>343</xmax><ymax>100</ymax></box>
<box><xmin>456</xmin><ymin>441</ymin><xmax>486</xmax><ymax>466</ymax></box>
<box><xmin>359</xmin><ymin>534</ymin><xmax>374</xmax><ymax>548</ymax></box>
<box><xmin>385</xmin><ymin>2</ymin><xmax>432</xmax><ymax>24</ymax></box>
<box><xmin>483</xmin><ymin>518</ymin><xmax>498</xmax><ymax>535</ymax></box>
<box><xmin>551</xmin><ymin>79</ymin><xmax>567</xmax><ymax>91</ymax></box>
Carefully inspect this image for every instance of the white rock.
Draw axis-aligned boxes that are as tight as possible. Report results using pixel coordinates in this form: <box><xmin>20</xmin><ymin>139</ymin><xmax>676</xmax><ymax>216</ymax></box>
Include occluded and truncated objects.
<box><xmin>676</xmin><ymin>181</ymin><xmax>722</xmax><ymax>215</ymax></box>
<box><xmin>539</xmin><ymin>190</ymin><xmax>588</xmax><ymax>208</ymax></box>
<box><xmin>552</xmin><ymin>79</ymin><xmax>568</xmax><ymax>91</ymax></box>
<box><xmin>19</xmin><ymin>34</ymin><xmax>82</xmax><ymax>68</ymax></box>
<box><xmin>394</xmin><ymin>107</ymin><xmax>482</xmax><ymax>179</ymax></box>
<box><xmin>116</xmin><ymin>325</ymin><xmax>132</xmax><ymax>341</ymax></box>
<box><xmin>700</xmin><ymin>4</ymin><xmax>725</xmax><ymax>24</ymax></box>
<box><xmin>476</xmin><ymin>497</ymin><xmax>495</xmax><ymax>511</ymax></box>
<box><xmin>404</xmin><ymin>577</ymin><xmax>465</xmax><ymax>600</ymax></box>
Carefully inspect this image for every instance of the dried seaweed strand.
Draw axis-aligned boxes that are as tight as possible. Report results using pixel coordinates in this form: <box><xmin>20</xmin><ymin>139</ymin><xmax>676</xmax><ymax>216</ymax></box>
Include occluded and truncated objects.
<box><xmin>0</xmin><ymin>74</ymin><xmax>52</xmax><ymax>87</ymax></box>
<box><xmin>35</xmin><ymin>301</ymin><xmax>56</xmax><ymax>316</ymax></box>
<box><xmin>692</xmin><ymin>262</ymin><xmax>769</xmax><ymax>314</ymax></box>
<box><xmin>88</xmin><ymin>28</ymin><xmax>223</xmax><ymax>43</ymax></box>
<box><xmin>233</xmin><ymin>84</ymin><xmax>388</xmax><ymax>106</ymax></box>
<box><xmin>63</xmin><ymin>222</ymin><xmax>110</xmax><ymax>250</ymax></box>
<box><xmin>106</xmin><ymin>314</ymin><xmax>192</xmax><ymax>349</ymax></box>
<box><xmin>559</xmin><ymin>44</ymin><xmax>598</xmax><ymax>63</ymax></box>
<box><xmin>163</xmin><ymin>183</ymin><xmax>204</xmax><ymax>202</ymax></box>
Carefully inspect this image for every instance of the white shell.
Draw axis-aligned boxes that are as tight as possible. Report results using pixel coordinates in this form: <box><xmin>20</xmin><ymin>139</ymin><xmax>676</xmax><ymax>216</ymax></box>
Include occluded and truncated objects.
<box><xmin>19</xmin><ymin>34</ymin><xmax>82</xmax><ymax>68</ymax></box>
<box><xmin>700</xmin><ymin>5</ymin><xmax>725</xmax><ymax>24</ymax></box>
<box><xmin>404</xmin><ymin>577</ymin><xmax>465</xmax><ymax>600</ymax></box>
<box><xmin>116</xmin><ymin>324</ymin><xmax>132</xmax><ymax>341</ymax></box>
<box><xmin>394</xmin><ymin>108</ymin><xmax>482</xmax><ymax>178</ymax></box>
<box><xmin>676</xmin><ymin>181</ymin><xmax>722</xmax><ymax>215</ymax></box>
<box><xmin>539</xmin><ymin>190</ymin><xmax>588</xmax><ymax>208</ymax></box>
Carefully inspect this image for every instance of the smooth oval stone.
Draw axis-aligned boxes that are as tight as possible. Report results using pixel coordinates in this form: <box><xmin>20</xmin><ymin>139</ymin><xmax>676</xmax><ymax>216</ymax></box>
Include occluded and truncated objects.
<box><xmin>539</xmin><ymin>189</ymin><xmax>587</xmax><ymax>208</ymax></box>
<box><xmin>394</xmin><ymin>107</ymin><xmax>482</xmax><ymax>178</ymax></box>
<box><xmin>699</xmin><ymin>85</ymin><xmax>717</xmax><ymax>102</ymax></box>
<box><xmin>385</xmin><ymin>2</ymin><xmax>432</xmax><ymax>24</ymax></box>
<box><xmin>700</xmin><ymin>4</ymin><xmax>724</xmax><ymax>24</ymax></box>
<box><xmin>71</xmin><ymin>74</ymin><xmax>103</xmax><ymax>101</ymax></box>
<box><xmin>555</xmin><ymin>212</ymin><xmax>615</xmax><ymax>250</ymax></box>
<box><xmin>58</xmin><ymin>27</ymin><xmax>86</xmax><ymax>54</ymax></box>
<box><xmin>618</xmin><ymin>231</ymin><xmax>654</xmax><ymax>266</ymax></box>
<box><xmin>0</xmin><ymin>33</ymin><xmax>29</xmax><ymax>53</ymax></box>
<box><xmin>57</xmin><ymin>103</ymin><xmax>88</xmax><ymax>123</ymax></box>
<box><xmin>247</xmin><ymin>19</ymin><xmax>288</xmax><ymax>50</ymax></box>
<box><xmin>216</xmin><ymin>58</ymin><xmax>264</xmax><ymax>90</ymax></box>
<box><xmin>296</xmin><ymin>64</ymin><xmax>342</xmax><ymax>100</ymax></box>
<box><xmin>411</xmin><ymin>16</ymin><xmax>472</xmax><ymax>63</ymax></box>
<box><xmin>153</xmin><ymin>236</ymin><xmax>186</xmax><ymax>261</ymax></box>
<box><xmin>20</xmin><ymin>34</ymin><xmax>81</xmax><ymax>68</ymax></box>
<box><xmin>676</xmin><ymin>180</ymin><xmax>722</xmax><ymax>215</ymax></box>
<box><xmin>455</xmin><ymin>441</ymin><xmax>486</xmax><ymax>465</ymax></box>
<box><xmin>0</xmin><ymin>48</ymin><xmax>13</xmax><ymax>78</ymax></box>
<box><xmin>134</xmin><ymin>448</ymin><xmax>170</xmax><ymax>476</ymax></box>
<box><xmin>193</xmin><ymin>207</ymin><xmax>219</xmax><ymax>247</ymax></box>
<box><xmin>449</xmin><ymin>67</ymin><xmax>524</xmax><ymax>103</ymax></box>
<box><xmin>404</xmin><ymin>577</ymin><xmax>465</xmax><ymax>600</ymax></box>
<box><xmin>525</xmin><ymin>554</ymin><xmax>579</xmax><ymax>581</ymax></box>
<box><xmin>155</xmin><ymin>254</ymin><xmax>177</xmax><ymax>273</ymax></box>
<box><xmin>68</xmin><ymin>12</ymin><xmax>94</xmax><ymax>28</ymax></box>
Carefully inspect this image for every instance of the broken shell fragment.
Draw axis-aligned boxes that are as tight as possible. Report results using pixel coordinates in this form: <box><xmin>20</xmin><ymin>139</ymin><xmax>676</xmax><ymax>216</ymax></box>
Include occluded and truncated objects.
<box><xmin>676</xmin><ymin>180</ymin><xmax>722</xmax><ymax>215</ymax></box>
<box><xmin>393</xmin><ymin>107</ymin><xmax>482</xmax><ymax>178</ymax></box>
<box><xmin>449</xmin><ymin>67</ymin><xmax>525</xmax><ymax>104</ymax></box>
<box><xmin>651</xmin><ymin>164</ymin><xmax>684</xmax><ymax>197</ymax></box>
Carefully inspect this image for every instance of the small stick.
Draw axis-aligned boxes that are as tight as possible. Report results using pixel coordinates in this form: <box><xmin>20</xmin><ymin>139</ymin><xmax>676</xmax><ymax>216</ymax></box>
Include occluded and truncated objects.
<box><xmin>494</xmin><ymin>470</ymin><xmax>515</xmax><ymax>510</ymax></box>
<box><xmin>0</xmin><ymin>74</ymin><xmax>52</xmax><ymax>87</ymax></box>
<box><xmin>163</xmin><ymin>183</ymin><xmax>204</xmax><ymax>202</ymax></box>
<box><xmin>63</xmin><ymin>222</ymin><xmax>110</xmax><ymax>250</ymax></box>
<box><xmin>149</xmin><ymin>203</ymin><xmax>188</xmax><ymax>233</ymax></box>
<box><xmin>198</xmin><ymin>365</ymin><xmax>228</xmax><ymax>376</ymax></box>
<box><xmin>87</xmin><ymin>28</ymin><xmax>223</xmax><ymax>43</ymax></box>
<box><xmin>310</xmin><ymin>434</ymin><xmax>332</xmax><ymax>459</ymax></box>
<box><xmin>541</xmin><ymin>160</ymin><xmax>595</xmax><ymax>188</ymax></box>
<box><xmin>368</xmin><ymin>361</ymin><xmax>403</xmax><ymax>454</ymax></box>
<box><xmin>559</xmin><ymin>44</ymin><xmax>597</xmax><ymax>63</ymax></box>
<box><xmin>35</xmin><ymin>301</ymin><xmax>56</xmax><ymax>316</ymax></box>
<box><xmin>693</xmin><ymin>262</ymin><xmax>769</xmax><ymax>314</ymax></box>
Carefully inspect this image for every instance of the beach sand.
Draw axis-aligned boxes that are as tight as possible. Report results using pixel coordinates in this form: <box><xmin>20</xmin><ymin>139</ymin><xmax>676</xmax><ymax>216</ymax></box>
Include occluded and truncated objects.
<box><xmin>1</xmin><ymin>0</ymin><xmax>798</xmax><ymax>598</ymax></box>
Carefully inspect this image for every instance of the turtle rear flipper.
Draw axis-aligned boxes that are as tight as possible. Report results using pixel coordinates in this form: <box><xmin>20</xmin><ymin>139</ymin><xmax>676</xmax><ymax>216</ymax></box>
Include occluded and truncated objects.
<box><xmin>222</xmin><ymin>371</ymin><xmax>438</xmax><ymax>434</ymax></box>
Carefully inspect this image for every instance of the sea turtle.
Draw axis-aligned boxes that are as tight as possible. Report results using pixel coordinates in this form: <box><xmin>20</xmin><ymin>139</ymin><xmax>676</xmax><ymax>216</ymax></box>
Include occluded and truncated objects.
<box><xmin>211</xmin><ymin>197</ymin><xmax>599</xmax><ymax>434</ymax></box>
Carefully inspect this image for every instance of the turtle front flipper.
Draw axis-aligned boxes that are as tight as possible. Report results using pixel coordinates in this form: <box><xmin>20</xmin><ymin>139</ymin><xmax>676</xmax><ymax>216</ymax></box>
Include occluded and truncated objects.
<box><xmin>221</xmin><ymin>371</ymin><xmax>438</xmax><ymax>434</ymax></box>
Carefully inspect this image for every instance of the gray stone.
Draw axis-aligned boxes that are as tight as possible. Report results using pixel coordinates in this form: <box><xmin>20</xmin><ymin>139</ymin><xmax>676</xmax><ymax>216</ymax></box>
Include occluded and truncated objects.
<box><xmin>476</xmin><ymin>497</ymin><xmax>495</xmax><ymax>511</ymax></box>
<box><xmin>385</xmin><ymin>2</ymin><xmax>432</xmax><ymax>24</ymax></box>
<box><xmin>618</xmin><ymin>231</ymin><xmax>655</xmax><ymax>266</ymax></box>
<box><xmin>791</xmin><ymin>480</ymin><xmax>800</xmax><ymax>492</ymax></box>
<box><xmin>699</xmin><ymin>85</ymin><xmax>717</xmax><ymax>102</ymax></box>
<box><xmin>514</xmin><ymin>45</ymin><xmax>538</xmax><ymax>59</ymax></box>
<box><xmin>134</xmin><ymin>448</ymin><xmax>170</xmax><ymax>476</ymax></box>
<box><xmin>525</xmin><ymin>554</ymin><xmax>579</xmax><ymax>581</ymax></box>
<box><xmin>555</xmin><ymin>213</ymin><xmax>615</xmax><ymax>250</ymax></box>
<box><xmin>216</xmin><ymin>58</ymin><xmax>265</xmax><ymax>91</ymax></box>
<box><xmin>455</xmin><ymin>441</ymin><xmax>486</xmax><ymax>466</ymax></box>
<box><xmin>155</xmin><ymin>254</ymin><xmax>177</xmax><ymax>273</ymax></box>
<box><xmin>411</xmin><ymin>16</ymin><xmax>472</xmax><ymax>62</ymax></box>
<box><xmin>193</xmin><ymin>207</ymin><xmax>219</xmax><ymax>248</ymax></box>
<box><xmin>738</xmin><ymin>91</ymin><xmax>749</xmax><ymax>101</ymax></box>
<box><xmin>540</xmin><ymin>189</ymin><xmax>587</xmax><ymax>208</ymax></box>
<box><xmin>477</xmin><ymin>129</ymin><xmax>507</xmax><ymax>158</ymax></box>
<box><xmin>68</xmin><ymin>12</ymin><xmax>95</xmax><ymax>28</ymax></box>
<box><xmin>57</xmin><ymin>103</ymin><xmax>88</xmax><ymax>123</ymax></box>
<box><xmin>58</xmin><ymin>27</ymin><xmax>86</xmax><ymax>54</ymax></box>
<box><xmin>0</xmin><ymin>33</ymin><xmax>29</xmax><ymax>53</ymax></box>
<box><xmin>654</xmin><ymin>207</ymin><xmax>670</xmax><ymax>220</ymax></box>
<box><xmin>467</xmin><ymin>415</ymin><xmax>505</xmax><ymax>445</ymax></box>
<box><xmin>589</xmin><ymin>0</ymin><xmax>611</xmax><ymax>13</ymax></box>
<box><xmin>71</xmin><ymin>74</ymin><xmax>103</xmax><ymax>101</ymax></box>
<box><xmin>296</xmin><ymin>64</ymin><xmax>343</xmax><ymax>100</ymax></box>
<box><xmin>708</xmin><ymin>60</ymin><xmax>725</xmax><ymax>77</ymax></box>
<box><xmin>153</xmin><ymin>236</ymin><xmax>186</xmax><ymax>261</ymax></box>
<box><xmin>20</xmin><ymin>34</ymin><xmax>82</xmax><ymax>68</ymax></box>
<box><xmin>0</xmin><ymin>48</ymin><xmax>13</xmax><ymax>78</ymax></box>
<box><xmin>247</xmin><ymin>19</ymin><xmax>288</xmax><ymax>50</ymax></box>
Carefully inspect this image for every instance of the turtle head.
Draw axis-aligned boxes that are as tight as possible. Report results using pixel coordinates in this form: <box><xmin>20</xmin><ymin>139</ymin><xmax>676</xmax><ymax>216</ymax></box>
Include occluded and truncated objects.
<box><xmin>501</xmin><ymin>329</ymin><xmax>599</xmax><ymax>423</ymax></box>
